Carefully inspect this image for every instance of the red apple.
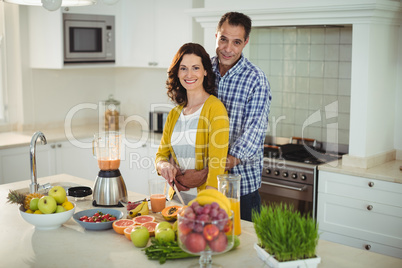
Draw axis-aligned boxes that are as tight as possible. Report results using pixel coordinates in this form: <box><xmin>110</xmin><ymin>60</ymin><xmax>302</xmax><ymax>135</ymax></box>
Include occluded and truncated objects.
<box><xmin>184</xmin><ymin>232</ymin><xmax>206</xmax><ymax>253</ymax></box>
<box><xmin>208</xmin><ymin>232</ymin><xmax>228</xmax><ymax>252</ymax></box>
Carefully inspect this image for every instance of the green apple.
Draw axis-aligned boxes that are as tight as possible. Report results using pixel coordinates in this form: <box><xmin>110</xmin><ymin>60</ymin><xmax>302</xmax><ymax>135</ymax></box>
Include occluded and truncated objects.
<box><xmin>155</xmin><ymin>228</ymin><xmax>175</xmax><ymax>244</ymax></box>
<box><xmin>48</xmin><ymin>186</ymin><xmax>67</xmax><ymax>204</ymax></box>
<box><xmin>131</xmin><ymin>226</ymin><xmax>150</xmax><ymax>248</ymax></box>
<box><xmin>30</xmin><ymin>198</ymin><xmax>40</xmax><ymax>211</ymax></box>
<box><xmin>156</xmin><ymin>221</ymin><xmax>172</xmax><ymax>231</ymax></box>
<box><xmin>38</xmin><ymin>196</ymin><xmax>57</xmax><ymax>214</ymax></box>
<box><xmin>55</xmin><ymin>205</ymin><xmax>67</xmax><ymax>213</ymax></box>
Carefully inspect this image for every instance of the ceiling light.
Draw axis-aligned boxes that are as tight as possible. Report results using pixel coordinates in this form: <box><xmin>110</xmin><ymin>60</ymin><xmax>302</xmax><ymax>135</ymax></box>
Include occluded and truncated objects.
<box><xmin>4</xmin><ymin>0</ymin><xmax>97</xmax><ymax>6</ymax></box>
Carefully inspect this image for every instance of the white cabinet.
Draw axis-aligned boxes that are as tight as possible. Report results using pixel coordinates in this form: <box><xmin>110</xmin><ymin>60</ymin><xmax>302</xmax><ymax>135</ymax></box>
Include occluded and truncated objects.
<box><xmin>119</xmin><ymin>141</ymin><xmax>157</xmax><ymax>195</ymax></box>
<box><xmin>317</xmin><ymin>171</ymin><xmax>402</xmax><ymax>259</ymax></box>
<box><xmin>0</xmin><ymin>145</ymin><xmax>50</xmax><ymax>184</ymax></box>
<box><xmin>28</xmin><ymin>1</ymin><xmax>192</xmax><ymax>69</ymax></box>
<box><xmin>0</xmin><ymin>139</ymin><xmax>98</xmax><ymax>185</ymax></box>
<box><xmin>120</xmin><ymin>0</ymin><xmax>192</xmax><ymax>68</ymax></box>
<box><xmin>28</xmin><ymin>2</ymin><xmax>122</xmax><ymax>69</ymax></box>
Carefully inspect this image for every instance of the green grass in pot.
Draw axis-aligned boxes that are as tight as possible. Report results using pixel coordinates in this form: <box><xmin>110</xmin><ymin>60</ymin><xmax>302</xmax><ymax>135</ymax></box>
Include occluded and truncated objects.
<box><xmin>252</xmin><ymin>203</ymin><xmax>319</xmax><ymax>262</ymax></box>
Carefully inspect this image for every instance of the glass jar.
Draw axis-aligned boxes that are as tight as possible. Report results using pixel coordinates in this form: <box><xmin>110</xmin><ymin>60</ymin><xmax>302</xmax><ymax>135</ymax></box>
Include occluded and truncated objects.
<box><xmin>101</xmin><ymin>95</ymin><xmax>120</xmax><ymax>131</ymax></box>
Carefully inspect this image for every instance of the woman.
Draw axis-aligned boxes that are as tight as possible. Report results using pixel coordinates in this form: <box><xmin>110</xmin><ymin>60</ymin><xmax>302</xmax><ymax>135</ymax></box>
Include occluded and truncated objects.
<box><xmin>155</xmin><ymin>43</ymin><xmax>229</xmax><ymax>198</ymax></box>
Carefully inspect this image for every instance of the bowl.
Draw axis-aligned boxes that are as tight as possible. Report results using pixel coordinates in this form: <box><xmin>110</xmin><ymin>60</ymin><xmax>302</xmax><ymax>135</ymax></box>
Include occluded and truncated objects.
<box><xmin>73</xmin><ymin>208</ymin><xmax>124</xmax><ymax>230</ymax></box>
<box><xmin>19</xmin><ymin>203</ymin><xmax>76</xmax><ymax>230</ymax></box>
<box><xmin>67</xmin><ymin>186</ymin><xmax>92</xmax><ymax>198</ymax></box>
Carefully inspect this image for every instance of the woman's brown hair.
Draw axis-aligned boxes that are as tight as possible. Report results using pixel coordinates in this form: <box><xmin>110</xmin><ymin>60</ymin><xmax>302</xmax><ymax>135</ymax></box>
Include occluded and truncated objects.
<box><xmin>166</xmin><ymin>43</ymin><xmax>216</xmax><ymax>106</ymax></box>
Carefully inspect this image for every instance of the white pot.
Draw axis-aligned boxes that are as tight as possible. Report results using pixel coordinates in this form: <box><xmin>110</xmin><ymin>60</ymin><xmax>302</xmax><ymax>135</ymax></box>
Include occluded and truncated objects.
<box><xmin>254</xmin><ymin>243</ymin><xmax>321</xmax><ymax>268</ymax></box>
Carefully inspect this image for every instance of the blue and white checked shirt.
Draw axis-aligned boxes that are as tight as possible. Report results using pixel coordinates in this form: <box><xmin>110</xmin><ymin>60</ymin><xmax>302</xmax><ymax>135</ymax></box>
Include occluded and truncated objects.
<box><xmin>212</xmin><ymin>54</ymin><xmax>271</xmax><ymax>196</ymax></box>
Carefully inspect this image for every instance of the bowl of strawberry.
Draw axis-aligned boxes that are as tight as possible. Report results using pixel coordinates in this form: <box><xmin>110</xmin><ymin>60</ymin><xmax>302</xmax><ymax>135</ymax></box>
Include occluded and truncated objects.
<box><xmin>73</xmin><ymin>208</ymin><xmax>124</xmax><ymax>230</ymax></box>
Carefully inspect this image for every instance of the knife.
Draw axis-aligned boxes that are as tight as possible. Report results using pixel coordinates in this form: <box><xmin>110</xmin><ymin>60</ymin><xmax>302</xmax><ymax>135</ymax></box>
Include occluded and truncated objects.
<box><xmin>172</xmin><ymin>181</ymin><xmax>185</xmax><ymax>206</ymax></box>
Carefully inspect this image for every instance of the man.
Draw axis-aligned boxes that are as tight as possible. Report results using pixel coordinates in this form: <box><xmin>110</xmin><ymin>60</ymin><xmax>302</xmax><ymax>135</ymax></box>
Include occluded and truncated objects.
<box><xmin>212</xmin><ymin>12</ymin><xmax>271</xmax><ymax>221</ymax></box>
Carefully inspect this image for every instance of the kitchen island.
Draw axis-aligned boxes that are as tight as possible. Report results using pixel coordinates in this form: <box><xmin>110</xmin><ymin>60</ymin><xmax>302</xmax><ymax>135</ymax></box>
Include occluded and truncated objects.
<box><xmin>1</xmin><ymin>174</ymin><xmax>402</xmax><ymax>268</ymax></box>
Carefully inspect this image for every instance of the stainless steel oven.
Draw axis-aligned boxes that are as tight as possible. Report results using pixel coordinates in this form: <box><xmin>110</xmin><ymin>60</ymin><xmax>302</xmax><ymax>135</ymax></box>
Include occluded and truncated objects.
<box><xmin>260</xmin><ymin>158</ymin><xmax>317</xmax><ymax>218</ymax></box>
<box><xmin>259</xmin><ymin>137</ymin><xmax>347</xmax><ymax>219</ymax></box>
<box><xmin>63</xmin><ymin>13</ymin><xmax>115</xmax><ymax>63</ymax></box>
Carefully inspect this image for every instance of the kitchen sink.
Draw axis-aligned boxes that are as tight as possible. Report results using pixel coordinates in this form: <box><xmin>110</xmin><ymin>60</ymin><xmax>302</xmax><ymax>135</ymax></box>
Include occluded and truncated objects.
<box><xmin>15</xmin><ymin>182</ymin><xmax>80</xmax><ymax>195</ymax></box>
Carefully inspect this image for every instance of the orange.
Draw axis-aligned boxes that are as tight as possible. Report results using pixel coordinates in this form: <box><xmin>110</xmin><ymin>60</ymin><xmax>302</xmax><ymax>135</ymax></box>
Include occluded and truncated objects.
<box><xmin>133</xmin><ymin>215</ymin><xmax>155</xmax><ymax>225</ymax></box>
<box><xmin>123</xmin><ymin>225</ymin><xmax>141</xmax><ymax>241</ymax></box>
<box><xmin>112</xmin><ymin>219</ymin><xmax>135</xmax><ymax>235</ymax></box>
<box><xmin>141</xmin><ymin>221</ymin><xmax>158</xmax><ymax>236</ymax></box>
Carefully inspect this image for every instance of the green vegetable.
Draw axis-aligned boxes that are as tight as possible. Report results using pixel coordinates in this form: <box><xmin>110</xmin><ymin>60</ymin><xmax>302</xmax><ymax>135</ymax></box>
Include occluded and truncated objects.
<box><xmin>252</xmin><ymin>203</ymin><xmax>319</xmax><ymax>262</ymax></box>
<box><xmin>142</xmin><ymin>239</ymin><xmax>197</xmax><ymax>264</ymax></box>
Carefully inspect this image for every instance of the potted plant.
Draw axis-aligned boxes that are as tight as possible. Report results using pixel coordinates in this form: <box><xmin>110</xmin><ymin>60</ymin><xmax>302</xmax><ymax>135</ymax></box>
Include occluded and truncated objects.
<box><xmin>252</xmin><ymin>203</ymin><xmax>321</xmax><ymax>268</ymax></box>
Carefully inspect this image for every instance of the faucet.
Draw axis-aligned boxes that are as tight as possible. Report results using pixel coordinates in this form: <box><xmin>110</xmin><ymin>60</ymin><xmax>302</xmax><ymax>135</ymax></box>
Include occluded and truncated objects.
<box><xmin>30</xmin><ymin>131</ymin><xmax>47</xmax><ymax>194</ymax></box>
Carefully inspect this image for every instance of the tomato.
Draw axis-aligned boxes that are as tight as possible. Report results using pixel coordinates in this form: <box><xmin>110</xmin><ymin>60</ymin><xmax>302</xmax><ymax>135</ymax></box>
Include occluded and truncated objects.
<box><xmin>109</xmin><ymin>216</ymin><xmax>116</xmax><ymax>221</ymax></box>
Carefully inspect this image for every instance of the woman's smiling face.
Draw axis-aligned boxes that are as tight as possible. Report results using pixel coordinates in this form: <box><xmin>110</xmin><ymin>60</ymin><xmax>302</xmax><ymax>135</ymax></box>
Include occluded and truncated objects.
<box><xmin>178</xmin><ymin>54</ymin><xmax>206</xmax><ymax>93</ymax></box>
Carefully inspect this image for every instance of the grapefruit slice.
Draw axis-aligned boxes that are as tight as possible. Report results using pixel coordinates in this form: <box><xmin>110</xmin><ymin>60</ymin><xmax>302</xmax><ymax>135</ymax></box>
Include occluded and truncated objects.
<box><xmin>112</xmin><ymin>219</ymin><xmax>135</xmax><ymax>235</ymax></box>
<box><xmin>141</xmin><ymin>221</ymin><xmax>158</xmax><ymax>236</ymax></box>
<box><xmin>123</xmin><ymin>225</ymin><xmax>141</xmax><ymax>241</ymax></box>
<box><xmin>133</xmin><ymin>215</ymin><xmax>155</xmax><ymax>225</ymax></box>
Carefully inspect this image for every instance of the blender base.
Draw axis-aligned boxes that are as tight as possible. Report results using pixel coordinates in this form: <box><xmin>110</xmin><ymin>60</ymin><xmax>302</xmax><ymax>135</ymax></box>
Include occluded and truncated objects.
<box><xmin>92</xmin><ymin>200</ymin><xmax>125</xmax><ymax>207</ymax></box>
<box><xmin>92</xmin><ymin>169</ymin><xmax>128</xmax><ymax>207</ymax></box>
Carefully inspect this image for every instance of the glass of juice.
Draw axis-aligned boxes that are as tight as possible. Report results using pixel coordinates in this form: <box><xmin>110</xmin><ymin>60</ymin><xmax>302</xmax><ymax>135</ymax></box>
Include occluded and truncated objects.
<box><xmin>217</xmin><ymin>174</ymin><xmax>241</xmax><ymax>236</ymax></box>
<box><xmin>148</xmin><ymin>178</ymin><xmax>167</xmax><ymax>213</ymax></box>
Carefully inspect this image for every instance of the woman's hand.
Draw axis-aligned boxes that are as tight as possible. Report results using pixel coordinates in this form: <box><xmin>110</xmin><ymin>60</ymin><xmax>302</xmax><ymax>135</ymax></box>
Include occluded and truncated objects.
<box><xmin>157</xmin><ymin>161</ymin><xmax>177</xmax><ymax>185</ymax></box>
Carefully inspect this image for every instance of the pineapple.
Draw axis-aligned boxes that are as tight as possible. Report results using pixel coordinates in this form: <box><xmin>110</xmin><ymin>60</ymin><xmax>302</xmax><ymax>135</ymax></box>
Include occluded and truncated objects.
<box><xmin>7</xmin><ymin>190</ymin><xmax>44</xmax><ymax>210</ymax></box>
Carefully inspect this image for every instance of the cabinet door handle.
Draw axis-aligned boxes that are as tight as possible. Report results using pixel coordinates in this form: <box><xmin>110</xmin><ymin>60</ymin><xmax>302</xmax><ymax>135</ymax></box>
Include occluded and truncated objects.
<box><xmin>57</xmin><ymin>144</ymin><xmax>62</xmax><ymax>148</ymax></box>
<box><xmin>368</xmin><ymin>182</ymin><xmax>374</xmax><ymax>187</ymax></box>
<box><xmin>364</xmin><ymin>244</ymin><xmax>371</xmax><ymax>250</ymax></box>
<box><xmin>367</xmin><ymin>205</ymin><xmax>373</xmax><ymax>211</ymax></box>
<box><xmin>51</xmin><ymin>144</ymin><xmax>56</xmax><ymax>149</ymax></box>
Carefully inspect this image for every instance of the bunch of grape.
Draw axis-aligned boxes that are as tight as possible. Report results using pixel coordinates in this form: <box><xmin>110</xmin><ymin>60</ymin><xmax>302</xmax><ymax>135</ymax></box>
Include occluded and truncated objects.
<box><xmin>183</xmin><ymin>201</ymin><xmax>229</xmax><ymax>232</ymax></box>
<box><xmin>178</xmin><ymin>201</ymin><xmax>231</xmax><ymax>253</ymax></box>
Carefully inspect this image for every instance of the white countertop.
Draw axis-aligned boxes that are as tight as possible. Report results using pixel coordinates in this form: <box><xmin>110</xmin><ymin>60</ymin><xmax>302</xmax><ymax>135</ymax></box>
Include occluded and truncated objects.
<box><xmin>1</xmin><ymin>174</ymin><xmax>402</xmax><ymax>268</ymax></box>
<box><xmin>319</xmin><ymin>159</ymin><xmax>402</xmax><ymax>184</ymax></box>
<box><xmin>0</xmin><ymin>124</ymin><xmax>162</xmax><ymax>149</ymax></box>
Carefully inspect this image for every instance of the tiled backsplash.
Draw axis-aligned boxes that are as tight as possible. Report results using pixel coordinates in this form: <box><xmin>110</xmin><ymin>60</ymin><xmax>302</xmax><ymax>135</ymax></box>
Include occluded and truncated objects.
<box><xmin>249</xmin><ymin>26</ymin><xmax>352</xmax><ymax>145</ymax></box>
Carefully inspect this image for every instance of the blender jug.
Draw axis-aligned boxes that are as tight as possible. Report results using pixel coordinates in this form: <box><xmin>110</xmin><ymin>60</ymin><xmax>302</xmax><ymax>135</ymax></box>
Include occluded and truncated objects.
<box><xmin>92</xmin><ymin>132</ymin><xmax>127</xmax><ymax>207</ymax></box>
<box><xmin>217</xmin><ymin>174</ymin><xmax>241</xmax><ymax>236</ymax></box>
<box><xmin>93</xmin><ymin>131</ymin><xmax>121</xmax><ymax>170</ymax></box>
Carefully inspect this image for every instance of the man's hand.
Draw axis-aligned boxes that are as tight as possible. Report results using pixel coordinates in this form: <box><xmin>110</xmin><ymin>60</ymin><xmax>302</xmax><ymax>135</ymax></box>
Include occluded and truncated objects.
<box><xmin>225</xmin><ymin>154</ymin><xmax>240</xmax><ymax>171</ymax></box>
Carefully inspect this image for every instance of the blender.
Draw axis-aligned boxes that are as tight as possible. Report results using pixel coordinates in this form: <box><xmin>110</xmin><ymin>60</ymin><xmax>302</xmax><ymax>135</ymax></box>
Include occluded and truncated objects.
<box><xmin>92</xmin><ymin>131</ymin><xmax>127</xmax><ymax>207</ymax></box>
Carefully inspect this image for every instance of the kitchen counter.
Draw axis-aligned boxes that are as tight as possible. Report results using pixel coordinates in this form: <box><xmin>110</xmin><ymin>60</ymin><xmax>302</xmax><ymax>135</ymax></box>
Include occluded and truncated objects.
<box><xmin>1</xmin><ymin>174</ymin><xmax>402</xmax><ymax>268</ymax></box>
<box><xmin>319</xmin><ymin>159</ymin><xmax>402</xmax><ymax>184</ymax></box>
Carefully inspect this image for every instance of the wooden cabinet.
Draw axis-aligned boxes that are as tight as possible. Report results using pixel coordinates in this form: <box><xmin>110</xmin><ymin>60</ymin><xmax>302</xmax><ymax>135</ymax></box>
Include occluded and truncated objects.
<box><xmin>119</xmin><ymin>0</ymin><xmax>192</xmax><ymax>68</ymax></box>
<box><xmin>317</xmin><ymin>171</ymin><xmax>402</xmax><ymax>258</ymax></box>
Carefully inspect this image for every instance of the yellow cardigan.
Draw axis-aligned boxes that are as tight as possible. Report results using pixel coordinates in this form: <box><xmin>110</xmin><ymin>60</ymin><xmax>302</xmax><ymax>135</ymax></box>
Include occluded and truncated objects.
<box><xmin>155</xmin><ymin>95</ymin><xmax>229</xmax><ymax>189</ymax></box>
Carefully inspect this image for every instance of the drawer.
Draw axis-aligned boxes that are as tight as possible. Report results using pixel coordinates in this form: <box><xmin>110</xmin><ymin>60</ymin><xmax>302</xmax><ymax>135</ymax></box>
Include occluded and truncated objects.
<box><xmin>318</xmin><ymin>171</ymin><xmax>402</xmax><ymax>207</ymax></box>
<box><xmin>317</xmin><ymin>193</ymin><xmax>402</xmax><ymax>249</ymax></box>
<box><xmin>319</xmin><ymin>231</ymin><xmax>402</xmax><ymax>259</ymax></box>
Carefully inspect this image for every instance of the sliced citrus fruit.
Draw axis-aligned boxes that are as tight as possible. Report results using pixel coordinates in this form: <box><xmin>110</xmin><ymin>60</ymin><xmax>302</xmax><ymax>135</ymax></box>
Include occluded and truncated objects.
<box><xmin>123</xmin><ymin>224</ymin><xmax>141</xmax><ymax>241</ymax></box>
<box><xmin>133</xmin><ymin>215</ymin><xmax>155</xmax><ymax>225</ymax></box>
<box><xmin>141</xmin><ymin>221</ymin><xmax>158</xmax><ymax>236</ymax></box>
<box><xmin>112</xmin><ymin>219</ymin><xmax>135</xmax><ymax>235</ymax></box>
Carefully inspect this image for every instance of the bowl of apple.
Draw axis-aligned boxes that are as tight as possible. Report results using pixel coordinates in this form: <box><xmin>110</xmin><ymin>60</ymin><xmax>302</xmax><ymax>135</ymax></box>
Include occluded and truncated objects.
<box><xmin>18</xmin><ymin>186</ymin><xmax>76</xmax><ymax>230</ymax></box>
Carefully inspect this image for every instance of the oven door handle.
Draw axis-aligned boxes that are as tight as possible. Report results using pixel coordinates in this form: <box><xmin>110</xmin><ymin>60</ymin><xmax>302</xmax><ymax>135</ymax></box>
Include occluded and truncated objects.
<box><xmin>261</xmin><ymin>181</ymin><xmax>308</xmax><ymax>192</ymax></box>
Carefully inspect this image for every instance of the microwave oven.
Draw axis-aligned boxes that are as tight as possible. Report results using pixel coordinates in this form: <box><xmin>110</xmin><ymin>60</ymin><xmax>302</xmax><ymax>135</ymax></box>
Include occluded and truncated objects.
<box><xmin>63</xmin><ymin>13</ymin><xmax>115</xmax><ymax>63</ymax></box>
